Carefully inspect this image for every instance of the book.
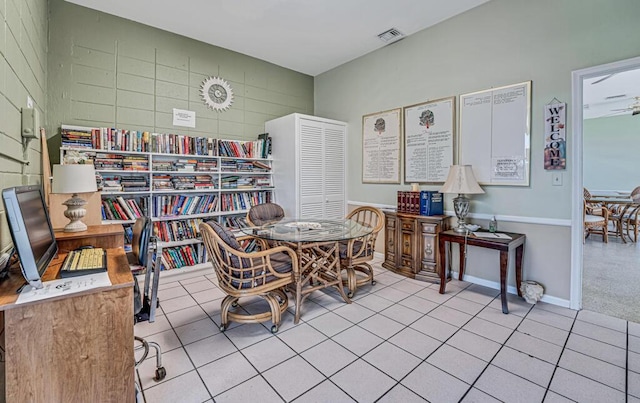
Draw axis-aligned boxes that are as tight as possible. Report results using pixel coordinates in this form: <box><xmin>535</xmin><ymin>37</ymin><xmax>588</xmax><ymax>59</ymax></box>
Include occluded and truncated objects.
<box><xmin>419</xmin><ymin>191</ymin><xmax>444</xmax><ymax>216</ymax></box>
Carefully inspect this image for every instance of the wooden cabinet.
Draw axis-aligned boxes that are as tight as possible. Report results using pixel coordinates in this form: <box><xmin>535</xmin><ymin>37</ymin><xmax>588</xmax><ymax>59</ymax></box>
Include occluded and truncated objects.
<box><xmin>266</xmin><ymin>113</ymin><xmax>347</xmax><ymax>219</ymax></box>
<box><xmin>382</xmin><ymin>211</ymin><xmax>448</xmax><ymax>282</ymax></box>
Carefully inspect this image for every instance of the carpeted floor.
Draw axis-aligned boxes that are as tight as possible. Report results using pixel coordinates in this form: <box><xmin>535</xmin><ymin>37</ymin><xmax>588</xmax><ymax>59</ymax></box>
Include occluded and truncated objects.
<box><xmin>582</xmin><ymin>233</ymin><xmax>640</xmax><ymax>323</ymax></box>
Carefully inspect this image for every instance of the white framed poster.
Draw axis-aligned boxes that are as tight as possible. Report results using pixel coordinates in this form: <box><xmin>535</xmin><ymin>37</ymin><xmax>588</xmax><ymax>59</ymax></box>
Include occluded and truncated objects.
<box><xmin>362</xmin><ymin>108</ymin><xmax>402</xmax><ymax>184</ymax></box>
<box><xmin>459</xmin><ymin>81</ymin><xmax>531</xmax><ymax>186</ymax></box>
<box><xmin>403</xmin><ymin>96</ymin><xmax>455</xmax><ymax>183</ymax></box>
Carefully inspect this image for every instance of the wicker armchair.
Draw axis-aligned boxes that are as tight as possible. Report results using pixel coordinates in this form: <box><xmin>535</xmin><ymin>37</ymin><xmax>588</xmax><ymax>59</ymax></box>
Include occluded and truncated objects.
<box><xmin>584</xmin><ymin>199</ymin><xmax>608</xmax><ymax>243</ymax></box>
<box><xmin>583</xmin><ymin>187</ymin><xmax>605</xmax><ymax>216</ymax></box>
<box><xmin>199</xmin><ymin>220</ymin><xmax>298</xmax><ymax>333</ymax></box>
<box><xmin>246</xmin><ymin>203</ymin><xmax>285</xmax><ymax>226</ymax></box>
<box><xmin>340</xmin><ymin>206</ymin><xmax>384</xmax><ymax>297</ymax></box>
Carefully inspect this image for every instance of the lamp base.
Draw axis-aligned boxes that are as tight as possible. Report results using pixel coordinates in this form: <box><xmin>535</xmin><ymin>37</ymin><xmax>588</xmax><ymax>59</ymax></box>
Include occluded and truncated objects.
<box><xmin>452</xmin><ymin>194</ymin><xmax>470</xmax><ymax>233</ymax></box>
<box><xmin>62</xmin><ymin>193</ymin><xmax>88</xmax><ymax>233</ymax></box>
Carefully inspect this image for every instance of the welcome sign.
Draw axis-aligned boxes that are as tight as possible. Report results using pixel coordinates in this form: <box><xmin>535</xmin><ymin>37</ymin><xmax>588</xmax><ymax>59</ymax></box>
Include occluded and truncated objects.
<box><xmin>544</xmin><ymin>102</ymin><xmax>566</xmax><ymax>170</ymax></box>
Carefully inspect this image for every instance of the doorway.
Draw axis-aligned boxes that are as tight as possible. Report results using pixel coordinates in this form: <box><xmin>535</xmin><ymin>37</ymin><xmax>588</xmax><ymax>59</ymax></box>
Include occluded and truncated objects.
<box><xmin>570</xmin><ymin>55</ymin><xmax>640</xmax><ymax>317</ymax></box>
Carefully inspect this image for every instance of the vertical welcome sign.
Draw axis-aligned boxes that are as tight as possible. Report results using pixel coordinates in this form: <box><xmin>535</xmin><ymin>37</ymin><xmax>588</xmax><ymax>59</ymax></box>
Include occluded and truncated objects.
<box><xmin>544</xmin><ymin>102</ymin><xmax>566</xmax><ymax>170</ymax></box>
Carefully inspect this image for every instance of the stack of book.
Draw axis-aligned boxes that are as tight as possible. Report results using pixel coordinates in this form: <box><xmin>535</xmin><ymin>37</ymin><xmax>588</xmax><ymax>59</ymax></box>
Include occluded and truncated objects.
<box><xmin>221</xmin><ymin>175</ymin><xmax>240</xmax><ymax>189</ymax></box>
<box><xmin>196</xmin><ymin>160</ymin><xmax>217</xmax><ymax>171</ymax></box>
<box><xmin>194</xmin><ymin>175</ymin><xmax>215</xmax><ymax>190</ymax></box>
<box><xmin>120</xmin><ymin>175</ymin><xmax>148</xmax><ymax>192</ymax></box>
<box><xmin>94</xmin><ymin>153</ymin><xmax>124</xmax><ymax>170</ymax></box>
<box><xmin>174</xmin><ymin>159</ymin><xmax>197</xmax><ymax>171</ymax></box>
<box><xmin>101</xmin><ymin>176</ymin><xmax>122</xmax><ymax>192</ymax></box>
<box><xmin>61</xmin><ymin>126</ymin><xmax>93</xmax><ymax>148</ymax></box>
<box><xmin>220</xmin><ymin>160</ymin><xmax>237</xmax><ymax>171</ymax></box>
<box><xmin>152</xmin><ymin>160</ymin><xmax>173</xmax><ymax>171</ymax></box>
<box><xmin>171</xmin><ymin>176</ymin><xmax>196</xmax><ymax>191</ymax></box>
<box><xmin>152</xmin><ymin>175</ymin><xmax>173</xmax><ymax>190</ymax></box>
<box><xmin>122</xmin><ymin>156</ymin><xmax>149</xmax><ymax>171</ymax></box>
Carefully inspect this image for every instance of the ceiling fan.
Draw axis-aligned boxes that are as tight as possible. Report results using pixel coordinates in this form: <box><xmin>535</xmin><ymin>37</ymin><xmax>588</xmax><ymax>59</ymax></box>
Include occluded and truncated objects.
<box><xmin>591</xmin><ymin>73</ymin><xmax>616</xmax><ymax>85</ymax></box>
<box><xmin>609</xmin><ymin>96</ymin><xmax>640</xmax><ymax>116</ymax></box>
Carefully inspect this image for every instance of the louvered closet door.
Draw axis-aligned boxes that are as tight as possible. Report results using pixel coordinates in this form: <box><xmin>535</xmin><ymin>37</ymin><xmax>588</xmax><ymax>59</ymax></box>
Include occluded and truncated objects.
<box><xmin>323</xmin><ymin>123</ymin><xmax>346</xmax><ymax>219</ymax></box>
<box><xmin>299</xmin><ymin>120</ymin><xmax>325</xmax><ymax>218</ymax></box>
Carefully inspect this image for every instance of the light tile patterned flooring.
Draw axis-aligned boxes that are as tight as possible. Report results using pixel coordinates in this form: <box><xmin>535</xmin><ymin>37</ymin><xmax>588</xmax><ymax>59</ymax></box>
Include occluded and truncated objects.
<box><xmin>135</xmin><ymin>257</ymin><xmax>640</xmax><ymax>403</ymax></box>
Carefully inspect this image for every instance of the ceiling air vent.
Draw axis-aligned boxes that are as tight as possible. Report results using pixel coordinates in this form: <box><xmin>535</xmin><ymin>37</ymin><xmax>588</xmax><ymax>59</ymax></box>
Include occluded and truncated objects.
<box><xmin>378</xmin><ymin>28</ymin><xmax>404</xmax><ymax>43</ymax></box>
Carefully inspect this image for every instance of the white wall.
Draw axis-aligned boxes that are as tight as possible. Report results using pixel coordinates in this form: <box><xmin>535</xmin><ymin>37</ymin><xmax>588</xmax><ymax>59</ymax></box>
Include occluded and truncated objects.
<box><xmin>315</xmin><ymin>0</ymin><xmax>640</xmax><ymax>303</ymax></box>
<box><xmin>584</xmin><ymin>114</ymin><xmax>639</xmax><ymax>192</ymax></box>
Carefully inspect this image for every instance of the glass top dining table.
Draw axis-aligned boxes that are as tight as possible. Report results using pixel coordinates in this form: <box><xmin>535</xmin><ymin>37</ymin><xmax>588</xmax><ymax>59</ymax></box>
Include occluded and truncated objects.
<box><xmin>238</xmin><ymin>218</ymin><xmax>373</xmax><ymax>243</ymax></box>
<box><xmin>238</xmin><ymin>218</ymin><xmax>374</xmax><ymax>324</ymax></box>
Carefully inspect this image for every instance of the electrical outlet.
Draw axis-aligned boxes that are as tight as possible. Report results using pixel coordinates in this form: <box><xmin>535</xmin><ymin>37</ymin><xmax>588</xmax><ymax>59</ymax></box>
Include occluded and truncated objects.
<box><xmin>552</xmin><ymin>172</ymin><xmax>563</xmax><ymax>186</ymax></box>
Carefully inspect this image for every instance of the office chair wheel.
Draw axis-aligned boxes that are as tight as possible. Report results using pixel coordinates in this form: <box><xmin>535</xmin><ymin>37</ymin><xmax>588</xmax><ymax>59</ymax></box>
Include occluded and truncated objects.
<box><xmin>371</xmin><ymin>280</ymin><xmax>376</xmax><ymax>285</ymax></box>
<box><xmin>271</xmin><ymin>325</ymin><xmax>279</xmax><ymax>333</ymax></box>
<box><xmin>220</xmin><ymin>323</ymin><xmax>228</xmax><ymax>332</ymax></box>
<box><xmin>347</xmin><ymin>291</ymin><xmax>354</xmax><ymax>298</ymax></box>
<box><xmin>154</xmin><ymin>367</ymin><xmax>166</xmax><ymax>381</ymax></box>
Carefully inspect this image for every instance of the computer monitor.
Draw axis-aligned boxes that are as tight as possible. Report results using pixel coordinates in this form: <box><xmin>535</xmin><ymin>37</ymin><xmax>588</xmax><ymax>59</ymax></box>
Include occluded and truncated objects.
<box><xmin>2</xmin><ymin>185</ymin><xmax>58</xmax><ymax>289</ymax></box>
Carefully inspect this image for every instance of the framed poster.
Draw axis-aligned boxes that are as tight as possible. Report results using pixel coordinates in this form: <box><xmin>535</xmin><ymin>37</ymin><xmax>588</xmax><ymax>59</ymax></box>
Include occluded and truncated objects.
<box><xmin>459</xmin><ymin>81</ymin><xmax>531</xmax><ymax>186</ymax></box>
<box><xmin>403</xmin><ymin>96</ymin><xmax>455</xmax><ymax>183</ymax></box>
<box><xmin>362</xmin><ymin>108</ymin><xmax>402</xmax><ymax>184</ymax></box>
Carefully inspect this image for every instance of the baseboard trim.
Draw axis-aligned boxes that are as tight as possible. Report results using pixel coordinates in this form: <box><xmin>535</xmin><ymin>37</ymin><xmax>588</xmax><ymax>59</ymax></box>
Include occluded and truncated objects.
<box><xmin>454</xmin><ymin>272</ymin><xmax>570</xmax><ymax>308</ymax></box>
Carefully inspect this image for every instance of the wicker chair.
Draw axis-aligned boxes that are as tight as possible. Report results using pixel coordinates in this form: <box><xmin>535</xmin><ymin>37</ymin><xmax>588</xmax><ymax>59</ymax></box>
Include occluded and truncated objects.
<box><xmin>584</xmin><ymin>199</ymin><xmax>608</xmax><ymax>243</ymax></box>
<box><xmin>340</xmin><ymin>206</ymin><xmax>384</xmax><ymax>297</ymax></box>
<box><xmin>246</xmin><ymin>203</ymin><xmax>285</xmax><ymax>226</ymax></box>
<box><xmin>199</xmin><ymin>220</ymin><xmax>298</xmax><ymax>333</ymax></box>
<box><xmin>583</xmin><ymin>187</ymin><xmax>605</xmax><ymax>216</ymax></box>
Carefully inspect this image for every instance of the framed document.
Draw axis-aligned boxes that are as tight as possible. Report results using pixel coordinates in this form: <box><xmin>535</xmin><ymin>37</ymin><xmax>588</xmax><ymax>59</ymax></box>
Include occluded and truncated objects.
<box><xmin>362</xmin><ymin>108</ymin><xmax>402</xmax><ymax>184</ymax></box>
<box><xmin>403</xmin><ymin>96</ymin><xmax>455</xmax><ymax>183</ymax></box>
<box><xmin>459</xmin><ymin>81</ymin><xmax>531</xmax><ymax>186</ymax></box>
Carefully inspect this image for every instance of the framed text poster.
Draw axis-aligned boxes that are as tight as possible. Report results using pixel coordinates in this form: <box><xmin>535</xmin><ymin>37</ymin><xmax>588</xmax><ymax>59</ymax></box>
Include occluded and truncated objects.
<box><xmin>404</xmin><ymin>96</ymin><xmax>455</xmax><ymax>183</ymax></box>
<box><xmin>362</xmin><ymin>108</ymin><xmax>402</xmax><ymax>184</ymax></box>
<box><xmin>459</xmin><ymin>81</ymin><xmax>531</xmax><ymax>186</ymax></box>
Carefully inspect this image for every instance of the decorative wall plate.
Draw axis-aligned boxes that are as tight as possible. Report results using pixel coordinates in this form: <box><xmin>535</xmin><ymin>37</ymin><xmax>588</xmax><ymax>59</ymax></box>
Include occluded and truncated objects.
<box><xmin>200</xmin><ymin>76</ymin><xmax>234</xmax><ymax>111</ymax></box>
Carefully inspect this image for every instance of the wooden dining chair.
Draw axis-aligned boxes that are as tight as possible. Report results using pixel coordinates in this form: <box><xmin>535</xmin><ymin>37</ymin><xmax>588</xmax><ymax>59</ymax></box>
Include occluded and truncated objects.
<box><xmin>340</xmin><ymin>206</ymin><xmax>384</xmax><ymax>297</ymax></box>
<box><xmin>199</xmin><ymin>220</ymin><xmax>298</xmax><ymax>333</ymax></box>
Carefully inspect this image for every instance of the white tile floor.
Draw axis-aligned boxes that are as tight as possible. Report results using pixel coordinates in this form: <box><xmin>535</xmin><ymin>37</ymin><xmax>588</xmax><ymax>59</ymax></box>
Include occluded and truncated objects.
<box><xmin>135</xmin><ymin>257</ymin><xmax>640</xmax><ymax>403</ymax></box>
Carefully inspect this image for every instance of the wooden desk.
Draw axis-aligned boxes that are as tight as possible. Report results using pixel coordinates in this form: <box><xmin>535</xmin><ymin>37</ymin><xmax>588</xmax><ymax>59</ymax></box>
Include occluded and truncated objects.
<box><xmin>0</xmin><ymin>227</ymin><xmax>134</xmax><ymax>402</ymax></box>
<box><xmin>438</xmin><ymin>230</ymin><xmax>526</xmax><ymax>314</ymax></box>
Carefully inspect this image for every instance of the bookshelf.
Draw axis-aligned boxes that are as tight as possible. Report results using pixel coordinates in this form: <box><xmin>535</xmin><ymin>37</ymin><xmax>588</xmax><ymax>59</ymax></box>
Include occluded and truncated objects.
<box><xmin>60</xmin><ymin>125</ymin><xmax>274</xmax><ymax>272</ymax></box>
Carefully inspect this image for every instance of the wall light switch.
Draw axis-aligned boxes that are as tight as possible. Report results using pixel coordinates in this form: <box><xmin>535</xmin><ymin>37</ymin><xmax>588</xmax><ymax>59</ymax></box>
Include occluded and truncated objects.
<box><xmin>552</xmin><ymin>172</ymin><xmax>563</xmax><ymax>186</ymax></box>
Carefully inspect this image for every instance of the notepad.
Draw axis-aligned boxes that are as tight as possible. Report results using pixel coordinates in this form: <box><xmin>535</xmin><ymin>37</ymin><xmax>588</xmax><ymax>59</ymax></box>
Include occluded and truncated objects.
<box><xmin>472</xmin><ymin>232</ymin><xmax>512</xmax><ymax>240</ymax></box>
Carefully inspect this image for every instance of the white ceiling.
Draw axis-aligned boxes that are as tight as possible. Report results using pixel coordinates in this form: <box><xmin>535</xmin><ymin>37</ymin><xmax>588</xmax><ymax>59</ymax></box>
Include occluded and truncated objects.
<box><xmin>583</xmin><ymin>68</ymin><xmax>640</xmax><ymax>119</ymax></box>
<box><xmin>65</xmin><ymin>0</ymin><xmax>490</xmax><ymax>76</ymax></box>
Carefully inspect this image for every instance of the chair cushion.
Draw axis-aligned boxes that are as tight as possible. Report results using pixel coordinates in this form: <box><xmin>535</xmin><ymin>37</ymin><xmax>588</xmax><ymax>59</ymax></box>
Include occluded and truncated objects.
<box><xmin>204</xmin><ymin>220</ymin><xmax>251</xmax><ymax>269</ymax></box>
<box><xmin>248</xmin><ymin>203</ymin><xmax>285</xmax><ymax>226</ymax></box>
<box><xmin>339</xmin><ymin>239</ymin><xmax>372</xmax><ymax>259</ymax></box>
<box><xmin>585</xmin><ymin>215</ymin><xmax>605</xmax><ymax>224</ymax></box>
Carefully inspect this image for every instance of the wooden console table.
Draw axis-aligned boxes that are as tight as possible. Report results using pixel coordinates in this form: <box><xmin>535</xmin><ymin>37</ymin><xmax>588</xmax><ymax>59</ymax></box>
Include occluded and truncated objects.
<box><xmin>0</xmin><ymin>225</ymin><xmax>134</xmax><ymax>402</ymax></box>
<box><xmin>438</xmin><ymin>230</ymin><xmax>526</xmax><ymax>314</ymax></box>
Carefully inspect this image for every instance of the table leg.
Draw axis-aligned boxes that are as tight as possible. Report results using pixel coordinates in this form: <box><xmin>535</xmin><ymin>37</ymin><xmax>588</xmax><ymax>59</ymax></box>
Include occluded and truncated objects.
<box><xmin>458</xmin><ymin>242</ymin><xmax>466</xmax><ymax>281</ymax></box>
<box><xmin>439</xmin><ymin>240</ymin><xmax>446</xmax><ymax>294</ymax></box>
<box><xmin>515</xmin><ymin>244</ymin><xmax>524</xmax><ymax>297</ymax></box>
<box><xmin>500</xmin><ymin>250</ymin><xmax>509</xmax><ymax>314</ymax></box>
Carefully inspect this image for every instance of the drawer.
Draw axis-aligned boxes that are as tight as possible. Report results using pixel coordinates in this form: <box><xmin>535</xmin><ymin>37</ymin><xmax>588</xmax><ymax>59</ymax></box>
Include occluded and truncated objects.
<box><xmin>421</xmin><ymin>222</ymin><xmax>438</xmax><ymax>234</ymax></box>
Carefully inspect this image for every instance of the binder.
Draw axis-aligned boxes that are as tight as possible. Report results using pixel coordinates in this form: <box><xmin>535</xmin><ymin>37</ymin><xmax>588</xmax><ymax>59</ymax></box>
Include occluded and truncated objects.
<box><xmin>420</xmin><ymin>191</ymin><xmax>444</xmax><ymax>216</ymax></box>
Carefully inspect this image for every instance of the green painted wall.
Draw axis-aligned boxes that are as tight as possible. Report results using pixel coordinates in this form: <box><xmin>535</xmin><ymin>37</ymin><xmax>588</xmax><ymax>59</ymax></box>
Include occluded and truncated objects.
<box><xmin>47</xmin><ymin>0</ymin><xmax>314</xmax><ymax>164</ymax></box>
<box><xmin>584</xmin><ymin>114</ymin><xmax>639</xmax><ymax>192</ymax></box>
<box><xmin>0</xmin><ymin>0</ymin><xmax>48</xmax><ymax>249</ymax></box>
<box><xmin>315</xmin><ymin>0</ymin><xmax>640</xmax><ymax>301</ymax></box>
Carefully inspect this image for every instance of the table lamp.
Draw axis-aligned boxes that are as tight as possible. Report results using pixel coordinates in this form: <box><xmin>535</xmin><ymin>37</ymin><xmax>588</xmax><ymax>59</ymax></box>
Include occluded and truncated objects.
<box><xmin>440</xmin><ymin>165</ymin><xmax>484</xmax><ymax>233</ymax></box>
<box><xmin>52</xmin><ymin>164</ymin><xmax>98</xmax><ymax>232</ymax></box>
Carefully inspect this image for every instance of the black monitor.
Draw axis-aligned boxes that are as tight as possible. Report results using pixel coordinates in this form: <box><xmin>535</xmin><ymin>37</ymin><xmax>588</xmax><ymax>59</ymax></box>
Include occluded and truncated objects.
<box><xmin>2</xmin><ymin>185</ymin><xmax>58</xmax><ymax>289</ymax></box>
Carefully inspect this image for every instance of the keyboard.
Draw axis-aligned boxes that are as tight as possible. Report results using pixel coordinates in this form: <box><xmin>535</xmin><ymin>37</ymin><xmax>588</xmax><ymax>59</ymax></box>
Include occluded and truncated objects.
<box><xmin>60</xmin><ymin>247</ymin><xmax>107</xmax><ymax>278</ymax></box>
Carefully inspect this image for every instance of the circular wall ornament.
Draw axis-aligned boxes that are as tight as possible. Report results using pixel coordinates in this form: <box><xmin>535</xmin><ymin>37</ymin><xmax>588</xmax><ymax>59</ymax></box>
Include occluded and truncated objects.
<box><xmin>200</xmin><ymin>76</ymin><xmax>234</xmax><ymax>111</ymax></box>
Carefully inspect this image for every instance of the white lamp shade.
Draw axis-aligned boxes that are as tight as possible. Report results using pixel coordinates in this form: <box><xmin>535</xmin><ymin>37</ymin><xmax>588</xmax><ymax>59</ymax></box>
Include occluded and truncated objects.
<box><xmin>439</xmin><ymin>165</ymin><xmax>484</xmax><ymax>195</ymax></box>
<box><xmin>52</xmin><ymin>164</ymin><xmax>98</xmax><ymax>194</ymax></box>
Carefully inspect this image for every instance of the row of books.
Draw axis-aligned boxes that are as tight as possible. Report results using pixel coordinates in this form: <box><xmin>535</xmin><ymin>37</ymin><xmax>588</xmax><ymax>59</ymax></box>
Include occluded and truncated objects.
<box><xmin>218</xmin><ymin>138</ymin><xmax>270</xmax><ymax>159</ymax></box>
<box><xmin>62</xmin><ymin>125</ymin><xmax>272</xmax><ymax>158</ymax></box>
<box><xmin>159</xmin><ymin>244</ymin><xmax>205</xmax><ymax>270</ymax></box>
<box><xmin>220</xmin><ymin>191</ymin><xmax>272</xmax><ymax>211</ymax></box>
<box><xmin>152</xmin><ymin>194</ymin><xmax>218</xmax><ymax>217</ymax></box>
<box><xmin>153</xmin><ymin>219</ymin><xmax>203</xmax><ymax>243</ymax></box>
<box><xmin>101</xmin><ymin>197</ymin><xmax>147</xmax><ymax>221</ymax></box>
<box><xmin>397</xmin><ymin>191</ymin><xmax>444</xmax><ymax>216</ymax></box>
<box><xmin>223</xmin><ymin>215</ymin><xmax>247</xmax><ymax>229</ymax></box>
